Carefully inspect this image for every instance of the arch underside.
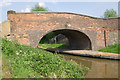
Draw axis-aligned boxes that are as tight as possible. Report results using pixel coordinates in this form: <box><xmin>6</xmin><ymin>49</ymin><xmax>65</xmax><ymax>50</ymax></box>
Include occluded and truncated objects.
<box><xmin>41</xmin><ymin>29</ymin><xmax>92</xmax><ymax>50</ymax></box>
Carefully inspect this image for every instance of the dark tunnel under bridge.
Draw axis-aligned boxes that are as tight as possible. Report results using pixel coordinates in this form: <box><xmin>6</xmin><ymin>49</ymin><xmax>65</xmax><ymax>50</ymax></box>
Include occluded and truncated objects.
<box><xmin>40</xmin><ymin>29</ymin><xmax>92</xmax><ymax>50</ymax></box>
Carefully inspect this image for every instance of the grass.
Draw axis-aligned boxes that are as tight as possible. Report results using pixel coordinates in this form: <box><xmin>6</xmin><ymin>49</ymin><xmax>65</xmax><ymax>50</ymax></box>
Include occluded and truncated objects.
<box><xmin>1</xmin><ymin>38</ymin><xmax>89</xmax><ymax>78</ymax></box>
<box><xmin>98</xmin><ymin>44</ymin><xmax>120</xmax><ymax>54</ymax></box>
<box><xmin>2</xmin><ymin>54</ymin><xmax>11</xmax><ymax>78</ymax></box>
<box><xmin>0</xmin><ymin>54</ymin><xmax>1</xmax><ymax>79</ymax></box>
<box><xmin>38</xmin><ymin>44</ymin><xmax>69</xmax><ymax>49</ymax></box>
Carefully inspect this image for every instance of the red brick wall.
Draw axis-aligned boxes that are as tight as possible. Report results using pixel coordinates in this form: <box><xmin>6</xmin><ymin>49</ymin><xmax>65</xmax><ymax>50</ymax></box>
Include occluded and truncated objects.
<box><xmin>7</xmin><ymin>12</ymin><xmax>120</xmax><ymax>50</ymax></box>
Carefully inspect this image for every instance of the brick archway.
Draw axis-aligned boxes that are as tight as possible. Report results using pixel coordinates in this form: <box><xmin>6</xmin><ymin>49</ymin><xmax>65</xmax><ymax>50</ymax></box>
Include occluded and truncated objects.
<box><xmin>38</xmin><ymin>29</ymin><xmax>92</xmax><ymax>50</ymax></box>
<box><xmin>7</xmin><ymin>11</ymin><xmax>120</xmax><ymax>50</ymax></box>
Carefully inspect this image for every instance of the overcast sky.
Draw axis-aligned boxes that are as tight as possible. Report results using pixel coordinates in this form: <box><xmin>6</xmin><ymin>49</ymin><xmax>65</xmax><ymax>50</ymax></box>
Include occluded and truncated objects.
<box><xmin>0</xmin><ymin>1</ymin><xmax>119</xmax><ymax>22</ymax></box>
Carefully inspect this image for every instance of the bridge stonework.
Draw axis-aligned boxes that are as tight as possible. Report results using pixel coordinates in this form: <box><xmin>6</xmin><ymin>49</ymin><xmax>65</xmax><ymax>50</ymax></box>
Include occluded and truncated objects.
<box><xmin>7</xmin><ymin>12</ymin><xmax>120</xmax><ymax>50</ymax></box>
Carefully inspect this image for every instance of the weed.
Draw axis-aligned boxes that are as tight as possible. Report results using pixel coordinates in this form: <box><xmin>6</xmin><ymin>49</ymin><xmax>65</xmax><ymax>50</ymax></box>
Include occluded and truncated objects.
<box><xmin>2</xmin><ymin>38</ymin><xmax>88</xmax><ymax>78</ymax></box>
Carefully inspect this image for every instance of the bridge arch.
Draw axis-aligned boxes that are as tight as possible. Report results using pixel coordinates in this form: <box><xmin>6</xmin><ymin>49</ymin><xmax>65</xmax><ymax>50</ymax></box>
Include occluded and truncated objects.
<box><xmin>38</xmin><ymin>29</ymin><xmax>92</xmax><ymax>50</ymax></box>
<box><xmin>7</xmin><ymin>12</ymin><xmax>119</xmax><ymax>50</ymax></box>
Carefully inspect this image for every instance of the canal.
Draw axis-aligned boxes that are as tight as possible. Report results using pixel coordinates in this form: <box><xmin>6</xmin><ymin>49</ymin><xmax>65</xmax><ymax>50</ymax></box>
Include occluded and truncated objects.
<box><xmin>61</xmin><ymin>54</ymin><xmax>119</xmax><ymax>78</ymax></box>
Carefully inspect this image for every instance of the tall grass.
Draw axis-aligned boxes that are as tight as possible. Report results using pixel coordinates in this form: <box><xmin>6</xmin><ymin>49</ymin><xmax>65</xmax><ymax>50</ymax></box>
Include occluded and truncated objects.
<box><xmin>98</xmin><ymin>44</ymin><xmax>120</xmax><ymax>54</ymax></box>
<box><xmin>2</xmin><ymin>38</ymin><xmax>88</xmax><ymax>78</ymax></box>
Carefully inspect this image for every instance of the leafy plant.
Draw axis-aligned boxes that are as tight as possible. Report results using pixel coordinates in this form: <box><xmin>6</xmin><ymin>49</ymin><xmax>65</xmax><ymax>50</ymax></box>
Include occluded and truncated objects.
<box><xmin>2</xmin><ymin>38</ymin><xmax>88</xmax><ymax>78</ymax></box>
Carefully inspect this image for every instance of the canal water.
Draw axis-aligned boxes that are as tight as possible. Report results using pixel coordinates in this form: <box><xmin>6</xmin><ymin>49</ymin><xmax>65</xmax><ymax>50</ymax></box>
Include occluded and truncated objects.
<box><xmin>61</xmin><ymin>54</ymin><xmax>119</xmax><ymax>78</ymax></box>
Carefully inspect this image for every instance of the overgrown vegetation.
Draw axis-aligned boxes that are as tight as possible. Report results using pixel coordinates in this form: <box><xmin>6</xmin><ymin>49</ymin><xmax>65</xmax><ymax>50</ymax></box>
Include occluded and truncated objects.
<box><xmin>38</xmin><ymin>44</ymin><xmax>69</xmax><ymax>49</ymax></box>
<box><xmin>2</xmin><ymin>38</ymin><xmax>88</xmax><ymax>78</ymax></box>
<box><xmin>40</xmin><ymin>32</ymin><xmax>56</xmax><ymax>44</ymax></box>
<box><xmin>98</xmin><ymin>44</ymin><xmax>120</xmax><ymax>54</ymax></box>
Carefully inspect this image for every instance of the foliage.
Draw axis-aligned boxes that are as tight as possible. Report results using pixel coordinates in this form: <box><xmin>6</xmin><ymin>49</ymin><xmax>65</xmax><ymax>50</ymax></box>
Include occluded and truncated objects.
<box><xmin>38</xmin><ymin>44</ymin><xmax>69</xmax><ymax>49</ymax></box>
<box><xmin>104</xmin><ymin>9</ymin><xmax>117</xmax><ymax>18</ymax></box>
<box><xmin>31</xmin><ymin>3</ymin><xmax>48</xmax><ymax>11</ymax></box>
<box><xmin>1</xmin><ymin>38</ymin><xmax>87</xmax><ymax>78</ymax></box>
<box><xmin>7</xmin><ymin>10</ymin><xmax>16</xmax><ymax>14</ymax></box>
<box><xmin>0</xmin><ymin>54</ymin><xmax>1</xmax><ymax>79</ymax></box>
<box><xmin>40</xmin><ymin>32</ymin><xmax>56</xmax><ymax>44</ymax></box>
<box><xmin>98</xmin><ymin>44</ymin><xmax>120</xmax><ymax>54</ymax></box>
<box><xmin>2</xmin><ymin>54</ymin><xmax>11</xmax><ymax>78</ymax></box>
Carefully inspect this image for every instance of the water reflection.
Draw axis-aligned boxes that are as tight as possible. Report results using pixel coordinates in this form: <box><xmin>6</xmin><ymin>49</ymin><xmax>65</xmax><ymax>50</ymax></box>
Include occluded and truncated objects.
<box><xmin>62</xmin><ymin>54</ymin><xmax>119</xmax><ymax>78</ymax></box>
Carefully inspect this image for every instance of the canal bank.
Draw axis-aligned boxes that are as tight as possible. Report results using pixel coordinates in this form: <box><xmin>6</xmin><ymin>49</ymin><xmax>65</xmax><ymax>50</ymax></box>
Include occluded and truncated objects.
<box><xmin>63</xmin><ymin>54</ymin><xmax>119</xmax><ymax>78</ymax></box>
<box><xmin>42</xmin><ymin>48</ymin><xmax>120</xmax><ymax>78</ymax></box>
<box><xmin>45</xmin><ymin>48</ymin><xmax>120</xmax><ymax>60</ymax></box>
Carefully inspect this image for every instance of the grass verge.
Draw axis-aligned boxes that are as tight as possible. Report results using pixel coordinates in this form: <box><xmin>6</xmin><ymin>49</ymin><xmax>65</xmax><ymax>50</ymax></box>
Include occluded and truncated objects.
<box><xmin>38</xmin><ymin>44</ymin><xmax>69</xmax><ymax>49</ymax></box>
<box><xmin>2</xmin><ymin>54</ymin><xmax>11</xmax><ymax>78</ymax></box>
<box><xmin>98</xmin><ymin>44</ymin><xmax>120</xmax><ymax>54</ymax></box>
<box><xmin>0</xmin><ymin>54</ymin><xmax>1</xmax><ymax>79</ymax></box>
<box><xmin>2</xmin><ymin>38</ymin><xmax>89</xmax><ymax>78</ymax></box>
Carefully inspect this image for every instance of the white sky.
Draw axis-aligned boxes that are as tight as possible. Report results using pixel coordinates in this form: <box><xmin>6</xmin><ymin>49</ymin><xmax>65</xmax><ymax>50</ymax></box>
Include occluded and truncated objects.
<box><xmin>0</xmin><ymin>1</ymin><xmax>119</xmax><ymax>22</ymax></box>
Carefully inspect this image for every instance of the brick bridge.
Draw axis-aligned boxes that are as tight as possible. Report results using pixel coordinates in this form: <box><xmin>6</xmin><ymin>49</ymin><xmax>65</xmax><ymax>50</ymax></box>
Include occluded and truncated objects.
<box><xmin>7</xmin><ymin>11</ymin><xmax>120</xmax><ymax>50</ymax></box>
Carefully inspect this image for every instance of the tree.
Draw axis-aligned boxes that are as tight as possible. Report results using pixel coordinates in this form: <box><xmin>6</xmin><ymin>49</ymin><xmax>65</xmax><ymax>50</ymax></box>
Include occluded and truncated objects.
<box><xmin>104</xmin><ymin>9</ymin><xmax>117</xmax><ymax>18</ymax></box>
<box><xmin>31</xmin><ymin>3</ymin><xmax>48</xmax><ymax>11</ymax></box>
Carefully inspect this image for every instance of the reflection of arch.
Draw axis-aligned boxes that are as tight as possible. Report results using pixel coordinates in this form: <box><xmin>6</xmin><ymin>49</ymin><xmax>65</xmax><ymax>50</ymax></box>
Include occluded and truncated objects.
<box><xmin>39</xmin><ymin>29</ymin><xmax>92</xmax><ymax>50</ymax></box>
